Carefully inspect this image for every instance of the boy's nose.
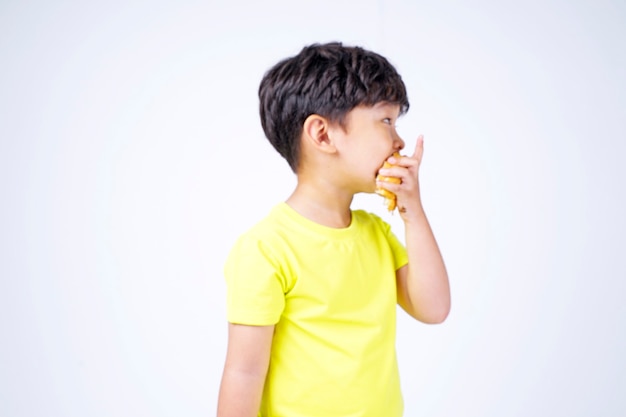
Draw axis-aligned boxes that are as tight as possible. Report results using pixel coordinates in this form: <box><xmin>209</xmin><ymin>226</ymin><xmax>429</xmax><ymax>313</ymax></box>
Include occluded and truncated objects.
<box><xmin>394</xmin><ymin>134</ymin><xmax>405</xmax><ymax>151</ymax></box>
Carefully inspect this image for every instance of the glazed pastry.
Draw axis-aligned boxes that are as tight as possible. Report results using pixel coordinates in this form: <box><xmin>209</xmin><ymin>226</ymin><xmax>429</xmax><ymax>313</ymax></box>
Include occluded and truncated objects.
<box><xmin>376</xmin><ymin>152</ymin><xmax>402</xmax><ymax>211</ymax></box>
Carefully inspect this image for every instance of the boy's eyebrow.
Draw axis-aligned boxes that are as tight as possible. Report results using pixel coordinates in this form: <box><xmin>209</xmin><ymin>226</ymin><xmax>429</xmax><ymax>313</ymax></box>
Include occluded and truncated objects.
<box><xmin>372</xmin><ymin>102</ymin><xmax>402</xmax><ymax>116</ymax></box>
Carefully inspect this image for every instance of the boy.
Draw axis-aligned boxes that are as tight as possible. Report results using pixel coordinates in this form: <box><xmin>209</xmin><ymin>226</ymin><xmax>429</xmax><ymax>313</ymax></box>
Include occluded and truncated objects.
<box><xmin>217</xmin><ymin>42</ymin><xmax>450</xmax><ymax>417</ymax></box>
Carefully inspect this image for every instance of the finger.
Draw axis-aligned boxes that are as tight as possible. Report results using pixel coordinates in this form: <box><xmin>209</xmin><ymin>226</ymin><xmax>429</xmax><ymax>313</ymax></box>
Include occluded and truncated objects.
<box><xmin>376</xmin><ymin>180</ymin><xmax>403</xmax><ymax>193</ymax></box>
<box><xmin>384</xmin><ymin>155</ymin><xmax>418</xmax><ymax>169</ymax></box>
<box><xmin>412</xmin><ymin>134</ymin><xmax>424</xmax><ymax>162</ymax></box>
<box><xmin>376</xmin><ymin>179</ymin><xmax>402</xmax><ymax>194</ymax></box>
<box><xmin>378</xmin><ymin>165</ymin><xmax>411</xmax><ymax>179</ymax></box>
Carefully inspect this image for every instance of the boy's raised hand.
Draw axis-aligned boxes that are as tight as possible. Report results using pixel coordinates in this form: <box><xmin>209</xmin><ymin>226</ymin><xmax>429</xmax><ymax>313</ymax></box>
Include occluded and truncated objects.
<box><xmin>376</xmin><ymin>134</ymin><xmax>425</xmax><ymax>221</ymax></box>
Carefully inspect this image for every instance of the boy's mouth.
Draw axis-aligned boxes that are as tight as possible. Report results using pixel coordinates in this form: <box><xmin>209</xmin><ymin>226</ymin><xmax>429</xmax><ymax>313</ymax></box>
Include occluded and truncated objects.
<box><xmin>383</xmin><ymin>152</ymin><xmax>401</xmax><ymax>167</ymax></box>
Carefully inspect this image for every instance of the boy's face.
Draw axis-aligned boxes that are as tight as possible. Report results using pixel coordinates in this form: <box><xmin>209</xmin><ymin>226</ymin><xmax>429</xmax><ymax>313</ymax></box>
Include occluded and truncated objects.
<box><xmin>329</xmin><ymin>102</ymin><xmax>405</xmax><ymax>194</ymax></box>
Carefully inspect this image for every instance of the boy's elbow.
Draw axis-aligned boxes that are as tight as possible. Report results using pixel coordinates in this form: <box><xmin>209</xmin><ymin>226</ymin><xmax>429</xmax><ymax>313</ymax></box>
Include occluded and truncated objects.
<box><xmin>400</xmin><ymin>288</ymin><xmax>451</xmax><ymax>324</ymax></box>
<box><xmin>417</xmin><ymin>301</ymin><xmax>451</xmax><ymax>324</ymax></box>
<box><xmin>423</xmin><ymin>308</ymin><xmax>450</xmax><ymax>324</ymax></box>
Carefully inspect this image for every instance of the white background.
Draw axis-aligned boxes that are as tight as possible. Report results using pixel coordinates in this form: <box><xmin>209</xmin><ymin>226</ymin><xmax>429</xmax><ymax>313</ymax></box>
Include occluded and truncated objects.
<box><xmin>1</xmin><ymin>0</ymin><xmax>625</xmax><ymax>416</ymax></box>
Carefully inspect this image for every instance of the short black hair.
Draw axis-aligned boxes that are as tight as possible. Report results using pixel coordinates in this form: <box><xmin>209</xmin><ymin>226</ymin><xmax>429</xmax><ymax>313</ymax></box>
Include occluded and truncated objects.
<box><xmin>258</xmin><ymin>42</ymin><xmax>410</xmax><ymax>172</ymax></box>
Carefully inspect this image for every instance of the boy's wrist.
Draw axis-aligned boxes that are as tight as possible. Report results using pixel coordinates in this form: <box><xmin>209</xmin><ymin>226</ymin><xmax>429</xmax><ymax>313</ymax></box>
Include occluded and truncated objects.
<box><xmin>399</xmin><ymin>202</ymin><xmax>427</xmax><ymax>225</ymax></box>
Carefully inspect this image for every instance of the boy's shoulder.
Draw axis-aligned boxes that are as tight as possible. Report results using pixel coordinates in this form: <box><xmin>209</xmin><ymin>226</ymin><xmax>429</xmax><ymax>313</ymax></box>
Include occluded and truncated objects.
<box><xmin>351</xmin><ymin>208</ymin><xmax>384</xmax><ymax>222</ymax></box>
<box><xmin>230</xmin><ymin>203</ymin><xmax>306</xmax><ymax>248</ymax></box>
<box><xmin>352</xmin><ymin>208</ymin><xmax>392</xmax><ymax>232</ymax></box>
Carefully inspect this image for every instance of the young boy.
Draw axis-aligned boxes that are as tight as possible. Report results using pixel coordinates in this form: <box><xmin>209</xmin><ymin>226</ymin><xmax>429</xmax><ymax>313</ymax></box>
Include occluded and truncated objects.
<box><xmin>217</xmin><ymin>42</ymin><xmax>450</xmax><ymax>417</ymax></box>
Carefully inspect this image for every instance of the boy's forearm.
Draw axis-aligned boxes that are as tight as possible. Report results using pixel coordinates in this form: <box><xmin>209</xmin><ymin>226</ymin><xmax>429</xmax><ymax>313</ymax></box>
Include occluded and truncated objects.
<box><xmin>402</xmin><ymin>206</ymin><xmax>450</xmax><ymax>323</ymax></box>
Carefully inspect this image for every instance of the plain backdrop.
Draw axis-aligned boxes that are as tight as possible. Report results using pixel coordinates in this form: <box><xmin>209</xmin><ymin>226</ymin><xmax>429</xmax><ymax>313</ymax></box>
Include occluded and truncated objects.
<box><xmin>1</xmin><ymin>0</ymin><xmax>625</xmax><ymax>416</ymax></box>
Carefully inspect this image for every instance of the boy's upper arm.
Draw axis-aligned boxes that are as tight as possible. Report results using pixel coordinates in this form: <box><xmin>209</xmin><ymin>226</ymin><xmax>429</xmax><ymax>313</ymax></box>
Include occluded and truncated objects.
<box><xmin>218</xmin><ymin>323</ymin><xmax>274</xmax><ymax>416</ymax></box>
<box><xmin>396</xmin><ymin>264</ymin><xmax>413</xmax><ymax>315</ymax></box>
<box><xmin>224</xmin><ymin>322</ymin><xmax>274</xmax><ymax>376</ymax></box>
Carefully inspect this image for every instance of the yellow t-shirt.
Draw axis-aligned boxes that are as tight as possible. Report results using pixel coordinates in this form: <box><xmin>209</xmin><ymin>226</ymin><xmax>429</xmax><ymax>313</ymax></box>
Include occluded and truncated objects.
<box><xmin>224</xmin><ymin>203</ymin><xmax>408</xmax><ymax>417</ymax></box>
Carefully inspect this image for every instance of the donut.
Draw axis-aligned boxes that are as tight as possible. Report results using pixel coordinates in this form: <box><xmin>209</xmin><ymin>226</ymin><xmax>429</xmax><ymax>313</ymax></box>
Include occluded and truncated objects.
<box><xmin>375</xmin><ymin>152</ymin><xmax>402</xmax><ymax>211</ymax></box>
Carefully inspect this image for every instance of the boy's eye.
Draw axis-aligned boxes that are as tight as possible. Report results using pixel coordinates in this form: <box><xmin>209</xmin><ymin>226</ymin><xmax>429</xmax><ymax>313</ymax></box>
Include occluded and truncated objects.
<box><xmin>383</xmin><ymin>118</ymin><xmax>397</xmax><ymax>128</ymax></box>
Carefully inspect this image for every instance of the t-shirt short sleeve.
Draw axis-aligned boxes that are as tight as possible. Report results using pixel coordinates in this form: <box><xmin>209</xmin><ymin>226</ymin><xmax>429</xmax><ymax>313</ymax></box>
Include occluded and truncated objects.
<box><xmin>370</xmin><ymin>213</ymin><xmax>409</xmax><ymax>271</ymax></box>
<box><xmin>223</xmin><ymin>234</ymin><xmax>286</xmax><ymax>326</ymax></box>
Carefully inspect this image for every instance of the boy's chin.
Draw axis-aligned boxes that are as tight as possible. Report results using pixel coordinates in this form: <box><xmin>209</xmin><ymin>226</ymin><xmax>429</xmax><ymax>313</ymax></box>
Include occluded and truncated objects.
<box><xmin>365</xmin><ymin>184</ymin><xmax>378</xmax><ymax>194</ymax></box>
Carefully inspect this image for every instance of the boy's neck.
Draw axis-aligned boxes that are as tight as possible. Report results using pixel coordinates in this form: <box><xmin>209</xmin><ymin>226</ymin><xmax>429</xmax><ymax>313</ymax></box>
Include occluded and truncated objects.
<box><xmin>285</xmin><ymin>181</ymin><xmax>353</xmax><ymax>229</ymax></box>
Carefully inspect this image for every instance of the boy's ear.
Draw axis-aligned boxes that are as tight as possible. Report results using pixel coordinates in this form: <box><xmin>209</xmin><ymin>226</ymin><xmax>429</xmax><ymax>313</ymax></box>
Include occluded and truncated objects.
<box><xmin>302</xmin><ymin>114</ymin><xmax>337</xmax><ymax>154</ymax></box>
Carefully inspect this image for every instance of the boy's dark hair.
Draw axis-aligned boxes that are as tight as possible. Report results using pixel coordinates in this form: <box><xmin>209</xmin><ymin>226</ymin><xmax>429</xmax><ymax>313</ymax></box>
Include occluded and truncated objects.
<box><xmin>259</xmin><ymin>42</ymin><xmax>410</xmax><ymax>172</ymax></box>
